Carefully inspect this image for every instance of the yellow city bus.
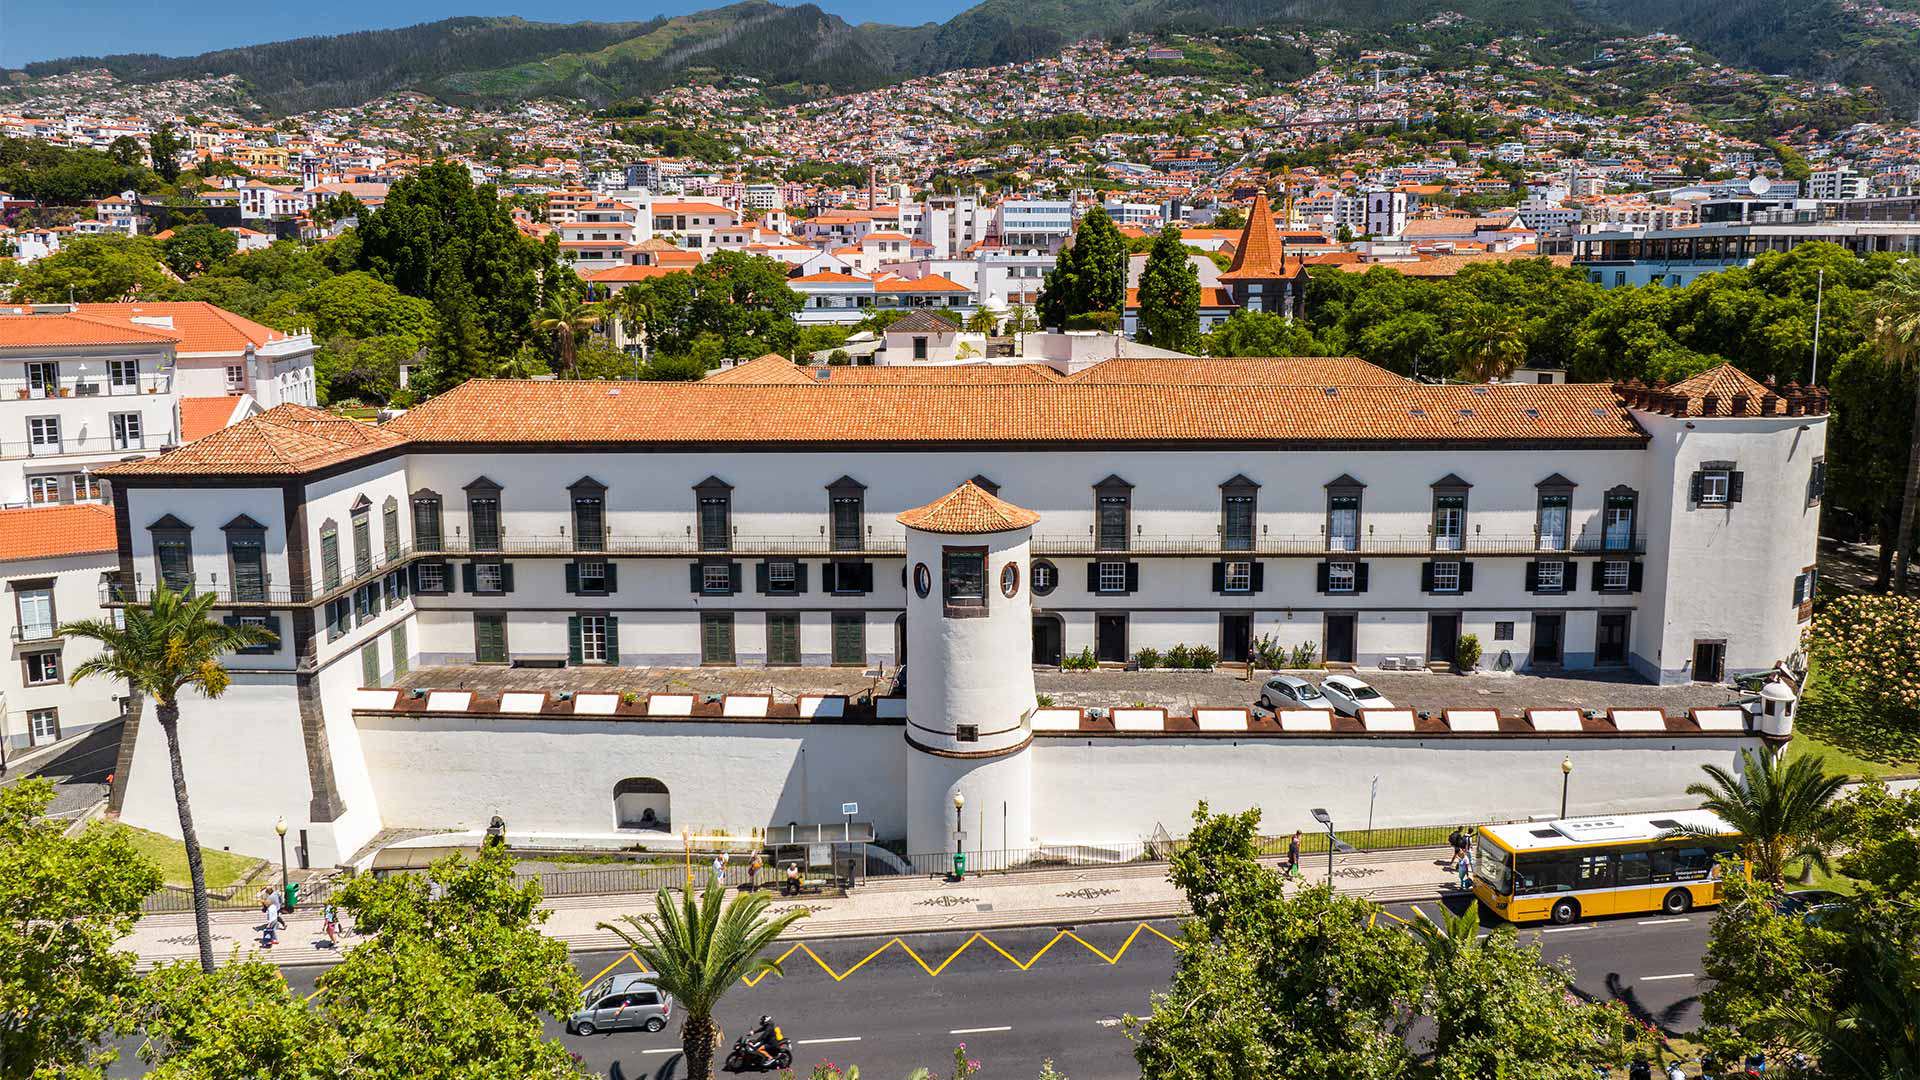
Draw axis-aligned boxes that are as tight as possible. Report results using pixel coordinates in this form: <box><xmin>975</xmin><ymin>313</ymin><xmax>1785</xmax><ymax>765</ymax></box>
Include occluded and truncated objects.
<box><xmin>1471</xmin><ymin>810</ymin><xmax>1742</xmax><ymax>925</ymax></box>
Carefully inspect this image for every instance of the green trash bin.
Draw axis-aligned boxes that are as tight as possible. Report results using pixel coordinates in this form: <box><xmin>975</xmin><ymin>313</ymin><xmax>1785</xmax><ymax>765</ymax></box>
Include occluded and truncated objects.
<box><xmin>953</xmin><ymin>851</ymin><xmax>967</xmax><ymax>879</ymax></box>
<box><xmin>283</xmin><ymin>881</ymin><xmax>300</xmax><ymax>911</ymax></box>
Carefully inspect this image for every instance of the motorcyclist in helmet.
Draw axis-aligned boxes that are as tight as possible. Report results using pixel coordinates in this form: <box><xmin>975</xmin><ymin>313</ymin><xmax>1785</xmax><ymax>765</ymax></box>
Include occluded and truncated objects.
<box><xmin>748</xmin><ymin>1015</ymin><xmax>782</xmax><ymax>1059</ymax></box>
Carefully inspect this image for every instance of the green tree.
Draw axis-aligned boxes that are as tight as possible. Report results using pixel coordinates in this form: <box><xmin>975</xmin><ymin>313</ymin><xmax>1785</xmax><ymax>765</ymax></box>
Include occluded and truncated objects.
<box><xmin>598</xmin><ymin>882</ymin><xmax>809</xmax><ymax>1080</ymax></box>
<box><xmin>1212</xmin><ymin>205</ymin><xmax>1247</xmax><ymax>230</ymax></box>
<box><xmin>1037</xmin><ymin>206</ymin><xmax>1125</xmax><ymax>329</ymax></box>
<box><xmin>315</xmin><ymin>334</ymin><xmax>414</xmax><ymax>404</ymax></box>
<box><xmin>1697</xmin><ymin>872</ymin><xmax>1842</xmax><ymax>1066</ymax></box>
<box><xmin>317</xmin><ymin>846</ymin><xmax>584</xmax><ymax>1079</ymax></box>
<box><xmin>1004</xmin><ymin>304</ymin><xmax>1039</xmax><ymax>350</ymax></box>
<box><xmin>535</xmin><ymin>292</ymin><xmax>605</xmax><ymax>378</ymax></box>
<box><xmin>61</xmin><ymin>587</ymin><xmax>277</xmax><ymax>973</ymax></box>
<box><xmin>416</xmin><ymin>285</ymin><xmax>495</xmax><ymax>395</ymax></box>
<box><xmin>1680</xmin><ymin>749</ymin><xmax>1845</xmax><ymax>885</ymax></box>
<box><xmin>0</xmin><ymin>778</ymin><xmax>161</xmax><ymax>1079</ymax></box>
<box><xmin>161</xmin><ymin>223</ymin><xmax>238</xmax><ymax>278</ymax></box>
<box><xmin>1203</xmin><ymin>310</ymin><xmax>1320</xmax><ymax>357</ymax></box>
<box><xmin>266</xmin><ymin>270</ymin><xmax>437</xmax><ymax>349</ymax></box>
<box><xmin>107</xmin><ymin>135</ymin><xmax>146</xmax><ymax>169</ymax></box>
<box><xmin>354</xmin><ymin>161</ymin><xmax>551</xmax><ymax>359</ymax></box>
<box><xmin>1860</xmin><ymin>261</ymin><xmax>1920</xmax><ymax>592</ymax></box>
<box><xmin>148</xmin><ymin>124</ymin><xmax>185</xmax><ymax>184</ymax></box>
<box><xmin>1443</xmin><ymin>302</ymin><xmax>1528</xmax><ymax>383</ymax></box>
<box><xmin>622</xmin><ymin>252</ymin><xmax>802</xmax><ymax>361</ymax></box>
<box><xmin>1410</xmin><ymin>903</ymin><xmax>1638</xmax><ymax>1078</ymax></box>
<box><xmin>1136</xmin><ymin>225</ymin><xmax>1200</xmax><ymax>352</ymax></box>
<box><xmin>169</xmin><ymin>240</ymin><xmax>337</xmax><ymax>321</ymax></box>
<box><xmin>10</xmin><ymin>234</ymin><xmax>173</xmax><ymax>302</ymax></box>
<box><xmin>138</xmin><ymin>958</ymin><xmax>345</xmax><ymax>1080</ymax></box>
<box><xmin>312</xmin><ymin>192</ymin><xmax>361</xmax><ymax>228</ymax></box>
<box><xmin>963</xmin><ymin>307</ymin><xmax>999</xmax><ymax>334</ymax></box>
<box><xmin>1131</xmin><ymin>804</ymin><xmax>1423</xmax><ymax>1079</ymax></box>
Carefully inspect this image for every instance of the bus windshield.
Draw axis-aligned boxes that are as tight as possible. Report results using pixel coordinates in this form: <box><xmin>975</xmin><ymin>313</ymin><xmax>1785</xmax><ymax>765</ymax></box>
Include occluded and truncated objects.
<box><xmin>1475</xmin><ymin>834</ymin><xmax>1512</xmax><ymax>895</ymax></box>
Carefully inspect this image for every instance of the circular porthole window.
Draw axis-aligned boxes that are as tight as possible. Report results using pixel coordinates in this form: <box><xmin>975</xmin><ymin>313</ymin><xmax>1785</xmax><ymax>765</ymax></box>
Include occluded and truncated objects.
<box><xmin>1000</xmin><ymin>562</ymin><xmax>1020</xmax><ymax>598</ymax></box>
<box><xmin>1030</xmin><ymin>559</ymin><xmax>1058</xmax><ymax>596</ymax></box>
<box><xmin>913</xmin><ymin>562</ymin><xmax>932</xmax><ymax>598</ymax></box>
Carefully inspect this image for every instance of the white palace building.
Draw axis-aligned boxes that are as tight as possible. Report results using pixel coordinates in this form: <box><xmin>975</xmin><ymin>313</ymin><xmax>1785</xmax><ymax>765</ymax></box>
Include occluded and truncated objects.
<box><xmin>97</xmin><ymin>356</ymin><xmax>1821</xmax><ymax>866</ymax></box>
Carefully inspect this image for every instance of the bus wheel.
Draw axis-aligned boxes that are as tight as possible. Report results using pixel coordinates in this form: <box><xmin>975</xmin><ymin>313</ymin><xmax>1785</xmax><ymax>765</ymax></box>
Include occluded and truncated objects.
<box><xmin>1549</xmin><ymin>898</ymin><xmax>1580</xmax><ymax>925</ymax></box>
<box><xmin>1662</xmin><ymin>889</ymin><xmax>1693</xmax><ymax>915</ymax></box>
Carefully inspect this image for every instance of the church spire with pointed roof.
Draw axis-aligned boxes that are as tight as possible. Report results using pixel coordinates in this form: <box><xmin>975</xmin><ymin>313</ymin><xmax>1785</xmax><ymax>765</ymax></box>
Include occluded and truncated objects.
<box><xmin>1216</xmin><ymin>191</ymin><xmax>1309</xmax><ymax>318</ymax></box>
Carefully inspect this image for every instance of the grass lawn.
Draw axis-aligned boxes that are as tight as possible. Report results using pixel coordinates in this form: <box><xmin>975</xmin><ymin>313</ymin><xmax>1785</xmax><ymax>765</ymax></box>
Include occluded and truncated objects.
<box><xmin>99</xmin><ymin>822</ymin><xmax>263</xmax><ymax>889</ymax></box>
<box><xmin>1788</xmin><ymin>664</ymin><xmax>1920</xmax><ymax>780</ymax></box>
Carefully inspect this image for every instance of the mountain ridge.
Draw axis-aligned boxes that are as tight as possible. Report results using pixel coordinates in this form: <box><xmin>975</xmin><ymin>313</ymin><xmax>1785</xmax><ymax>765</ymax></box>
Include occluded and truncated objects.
<box><xmin>12</xmin><ymin>0</ymin><xmax>1917</xmax><ymax>115</ymax></box>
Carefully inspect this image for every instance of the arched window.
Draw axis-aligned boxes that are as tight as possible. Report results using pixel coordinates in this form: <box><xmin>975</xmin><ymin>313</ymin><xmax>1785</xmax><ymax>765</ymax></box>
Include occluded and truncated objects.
<box><xmin>613</xmin><ymin>778</ymin><xmax>670</xmax><ymax>831</ymax></box>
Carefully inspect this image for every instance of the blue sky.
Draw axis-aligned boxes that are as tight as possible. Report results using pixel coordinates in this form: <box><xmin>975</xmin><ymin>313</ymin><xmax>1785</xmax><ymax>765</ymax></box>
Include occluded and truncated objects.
<box><xmin>2</xmin><ymin>0</ymin><xmax>963</xmax><ymax>69</ymax></box>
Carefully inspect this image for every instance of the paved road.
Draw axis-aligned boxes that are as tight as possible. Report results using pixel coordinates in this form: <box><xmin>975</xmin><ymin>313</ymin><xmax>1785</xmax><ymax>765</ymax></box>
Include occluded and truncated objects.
<box><xmin>2</xmin><ymin>719</ymin><xmax>119</xmax><ymax>818</ymax></box>
<box><xmin>108</xmin><ymin>900</ymin><xmax>1710</xmax><ymax>1079</ymax></box>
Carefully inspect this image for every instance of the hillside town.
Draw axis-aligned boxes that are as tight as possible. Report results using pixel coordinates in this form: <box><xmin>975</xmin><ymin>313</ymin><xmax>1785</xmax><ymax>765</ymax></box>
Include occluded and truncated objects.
<box><xmin>6</xmin><ymin>7</ymin><xmax>1920</xmax><ymax>1080</ymax></box>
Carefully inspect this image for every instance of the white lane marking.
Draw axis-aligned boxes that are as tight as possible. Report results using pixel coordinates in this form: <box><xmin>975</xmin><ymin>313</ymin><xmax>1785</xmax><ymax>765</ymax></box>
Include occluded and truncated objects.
<box><xmin>798</xmin><ymin>1037</ymin><xmax>863</xmax><ymax>1046</ymax></box>
<box><xmin>1639</xmin><ymin>973</ymin><xmax>1697</xmax><ymax>982</ymax></box>
<box><xmin>641</xmin><ymin>1048</ymin><xmax>679</xmax><ymax>1055</ymax></box>
<box><xmin>1540</xmin><ymin>925</ymin><xmax>1591</xmax><ymax>933</ymax></box>
<box><xmin>1638</xmin><ymin>917</ymin><xmax>1692</xmax><ymax>926</ymax></box>
<box><xmin>1096</xmin><ymin>1018</ymin><xmax>1125</xmax><ymax>1028</ymax></box>
<box><xmin>950</xmin><ymin>1026</ymin><xmax>1012</xmax><ymax>1035</ymax></box>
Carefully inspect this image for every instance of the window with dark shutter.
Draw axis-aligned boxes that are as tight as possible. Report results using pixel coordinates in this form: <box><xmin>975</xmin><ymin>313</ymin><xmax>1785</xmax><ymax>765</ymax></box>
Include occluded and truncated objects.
<box><xmin>832</xmin><ymin>613</ymin><xmax>865</xmax><ymax>665</ymax></box>
<box><xmin>1808</xmin><ymin>458</ymin><xmax>1826</xmax><ymax>506</ymax></box>
<box><xmin>412</xmin><ymin>493</ymin><xmax>443</xmax><ymax>551</ymax></box>
<box><xmin>474</xmin><ymin>613</ymin><xmax>506</xmax><ymax>663</ymax></box>
<box><xmin>229</xmin><ymin>538</ymin><xmax>265</xmax><ymax>601</ymax></box>
<box><xmin>383</xmin><ymin>498</ymin><xmax>400</xmax><ymax>561</ymax></box>
<box><xmin>351</xmin><ymin>508</ymin><xmax>372</xmax><ymax>577</ymax></box>
<box><xmin>1221</xmin><ymin>476</ymin><xmax>1258</xmax><ymax>552</ymax></box>
<box><xmin>468</xmin><ymin>497</ymin><xmax>500</xmax><ymax>550</ymax></box>
<box><xmin>695</xmin><ymin>477</ymin><xmax>732</xmax><ymax>551</ymax></box>
<box><xmin>766</xmin><ymin>613</ymin><xmax>801</xmax><ymax>665</ymax></box>
<box><xmin>319</xmin><ymin>524</ymin><xmax>341</xmax><ymax>591</ymax></box>
<box><xmin>828</xmin><ymin>477</ymin><xmax>865</xmax><ymax>552</ymax></box>
<box><xmin>700</xmin><ymin>612</ymin><xmax>735</xmax><ymax>665</ymax></box>
<box><xmin>1094</xmin><ymin>476</ymin><xmax>1132</xmax><ymax>551</ymax></box>
<box><xmin>574</xmin><ymin>496</ymin><xmax>605</xmax><ymax>551</ymax></box>
<box><xmin>1603</xmin><ymin>488</ymin><xmax>1637</xmax><ymax>552</ymax></box>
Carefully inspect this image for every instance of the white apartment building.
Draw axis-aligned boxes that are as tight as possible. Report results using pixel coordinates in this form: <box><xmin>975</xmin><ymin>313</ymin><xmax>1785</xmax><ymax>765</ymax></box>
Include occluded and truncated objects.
<box><xmin>1102</xmin><ymin>200</ymin><xmax>1161</xmax><ymax>229</ymax></box>
<box><xmin>649</xmin><ymin>201</ymin><xmax>738</xmax><ymax>250</ymax></box>
<box><xmin>788</xmin><ymin>272</ymin><xmax>976</xmax><ymax>324</ymax></box>
<box><xmin>915</xmin><ymin>196</ymin><xmax>990</xmax><ymax>259</ymax></box>
<box><xmin>101</xmin><ymin>361</ymin><xmax>1819</xmax><ymax>866</ymax></box>
<box><xmin>1807</xmin><ymin>167</ymin><xmax>1870</xmax><ymax>201</ymax></box>
<box><xmin>0</xmin><ymin>305</ymin><xmax>314</xmax><ymax>510</ymax></box>
<box><xmin>1</xmin><ymin>504</ymin><xmax>120</xmax><ymax>755</ymax></box>
<box><xmin>994</xmin><ymin>200</ymin><xmax>1075</xmax><ymax>252</ymax></box>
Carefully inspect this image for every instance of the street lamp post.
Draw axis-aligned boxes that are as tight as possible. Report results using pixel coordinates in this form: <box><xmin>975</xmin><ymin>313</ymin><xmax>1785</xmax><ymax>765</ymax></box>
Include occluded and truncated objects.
<box><xmin>1560</xmin><ymin>757</ymin><xmax>1574</xmax><ymax>819</ymax></box>
<box><xmin>952</xmin><ymin>792</ymin><xmax>966</xmax><ymax>881</ymax></box>
<box><xmin>273</xmin><ymin>815</ymin><xmax>290</xmax><ymax>909</ymax></box>
<box><xmin>1310</xmin><ymin>807</ymin><xmax>1335</xmax><ymax>885</ymax></box>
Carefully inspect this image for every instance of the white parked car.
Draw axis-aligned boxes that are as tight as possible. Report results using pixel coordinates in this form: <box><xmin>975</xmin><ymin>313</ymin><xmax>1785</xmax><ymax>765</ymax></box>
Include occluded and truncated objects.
<box><xmin>1259</xmin><ymin>675</ymin><xmax>1330</xmax><ymax>711</ymax></box>
<box><xmin>1318</xmin><ymin>675</ymin><xmax>1393</xmax><ymax>717</ymax></box>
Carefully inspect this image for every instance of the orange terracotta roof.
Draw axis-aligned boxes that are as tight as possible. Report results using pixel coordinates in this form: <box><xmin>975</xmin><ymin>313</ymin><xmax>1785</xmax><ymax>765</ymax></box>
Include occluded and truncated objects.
<box><xmin>1666</xmin><ymin>364</ymin><xmax>1777</xmax><ymax>415</ymax></box>
<box><xmin>100</xmin><ymin>403</ymin><xmax>404</xmax><ymax>478</ymax></box>
<box><xmin>0</xmin><ymin>504</ymin><xmax>117</xmax><ymax>562</ymax></box>
<box><xmin>1218</xmin><ymin>193</ymin><xmax>1307</xmax><ymax>282</ymax></box>
<box><xmin>76</xmin><ymin>302</ymin><xmax>289</xmax><ymax>353</ymax></box>
<box><xmin>1336</xmin><ymin>253</ymin><xmax>1574</xmax><ymax>278</ymax></box>
<box><xmin>0</xmin><ymin>312</ymin><xmax>180</xmax><ymax>348</ymax></box>
<box><xmin>703</xmin><ymin>354</ymin><xmax>812</xmax><ymax>384</ymax></box>
<box><xmin>874</xmin><ymin>274</ymin><xmax>968</xmax><ymax>293</ymax></box>
<box><xmin>1124</xmin><ymin>287</ymin><xmax>1237</xmax><ymax>309</ymax></box>
<box><xmin>897</xmin><ymin>481</ymin><xmax>1040</xmax><ymax>534</ymax></box>
<box><xmin>582</xmin><ymin>264</ymin><xmax>687</xmax><ymax>283</ymax></box>
<box><xmin>1066</xmin><ymin>357</ymin><xmax>1410</xmax><ymax>386</ymax></box>
<box><xmin>791</xmin><ymin>271</ymin><xmax>868</xmax><ymax>284</ymax></box>
<box><xmin>179</xmin><ymin>395</ymin><xmax>247</xmax><ymax>441</ymax></box>
<box><xmin>800</xmin><ymin>364</ymin><xmax>1066</xmax><ymax>385</ymax></box>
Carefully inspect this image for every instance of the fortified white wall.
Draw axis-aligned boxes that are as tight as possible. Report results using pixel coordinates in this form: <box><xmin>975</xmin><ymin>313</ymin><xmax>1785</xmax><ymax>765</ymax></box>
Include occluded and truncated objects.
<box><xmin>1028</xmin><ymin>735</ymin><xmax>1761</xmax><ymax>843</ymax></box>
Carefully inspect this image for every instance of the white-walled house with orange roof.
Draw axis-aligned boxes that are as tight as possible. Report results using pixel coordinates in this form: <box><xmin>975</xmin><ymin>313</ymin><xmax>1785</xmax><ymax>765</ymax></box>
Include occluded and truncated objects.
<box><xmin>93</xmin><ymin>361</ymin><xmax>1816</xmax><ymax>867</ymax></box>
<box><xmin>0</xmin><ymin>504</ymin><xmax>122</xmax><ymax>755</ymax></box>
<box><xmin>0</xmin><ymin>303</ymin><xmax>315</xmax><ymax>509</ymax></box>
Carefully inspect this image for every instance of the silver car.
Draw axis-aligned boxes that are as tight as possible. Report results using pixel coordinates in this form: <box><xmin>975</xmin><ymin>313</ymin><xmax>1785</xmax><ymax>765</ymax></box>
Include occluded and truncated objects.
<box><xmin>1318</xmin><ymin>675</ymin><xmax>1393</xmax><ymax>717</ymax></box>
<box><xmin>1259</xmin><ymin>675</ymin><xmax>1330</xmax><ymax>711</ymax></box>
<box><xmin>568</xmin><ymin>973</ymin><xmax>673</xmax><ymax>1036</ymax></box>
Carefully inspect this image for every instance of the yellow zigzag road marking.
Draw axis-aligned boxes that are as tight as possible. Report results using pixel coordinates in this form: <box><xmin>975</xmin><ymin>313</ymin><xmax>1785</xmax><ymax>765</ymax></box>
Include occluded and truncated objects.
<box><xmin>739</xmin><ymin>922</ymin><xmax>1181</xmax><ymax>985</ymax></box>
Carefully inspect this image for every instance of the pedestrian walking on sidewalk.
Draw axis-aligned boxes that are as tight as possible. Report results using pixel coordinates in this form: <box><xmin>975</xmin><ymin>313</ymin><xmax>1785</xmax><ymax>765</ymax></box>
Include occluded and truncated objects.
<box><xmin>748</xmin><ymin>852</ymin><xmax>763</xmax><ymax>891</ymax></box>
<box><xmin>1456</xmin><ymin>846</ymin><xmax>1474</xmax><ymax>891</ymax></box>
<box><xmin>710</xmin><ymin>853</ymin><xmax>726</xmax><ymax>891</ymax></box>
<box><xmin>1447</xmin><ymin>826</ymin><xmax>1467</xmax><ymax>869</ymax></box>
<box><xmin>322</xmin><ymin>901</ymin><xmax>342</xmax><ymax>947</ymax></box>
<box><xmin>260</xmin><ymin>893</ymin><xmax>282</xmax><ymax>948</ymax></box>
<box><xmin>1286</xmin><ymin>830</ymin><xmax>1303</xmax><ymax>880</ymax></box>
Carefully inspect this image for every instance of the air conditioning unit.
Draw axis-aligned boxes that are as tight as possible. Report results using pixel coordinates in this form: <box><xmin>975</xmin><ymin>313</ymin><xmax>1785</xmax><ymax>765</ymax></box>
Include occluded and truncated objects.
<box><xmin>1379</xmin><ymin>656</ymin><xmax>1401</xmax><ymax>670</ymax></box>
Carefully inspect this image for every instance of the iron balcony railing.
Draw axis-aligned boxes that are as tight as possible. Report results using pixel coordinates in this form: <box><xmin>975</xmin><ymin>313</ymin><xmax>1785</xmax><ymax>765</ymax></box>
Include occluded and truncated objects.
<box><xmin>423</xmin><ymin>533</ymin><xmax>912</xmax><ymax>557</ymax></box>
<box><xmin>1</xmin><ymin>372</ymin><xmax>172</xmax><ymax>400</ymax></box>
<box><xmin>1029</xmin><ymin>533</ymin><xmax>1648</xmax><ymax>557</ymax></box>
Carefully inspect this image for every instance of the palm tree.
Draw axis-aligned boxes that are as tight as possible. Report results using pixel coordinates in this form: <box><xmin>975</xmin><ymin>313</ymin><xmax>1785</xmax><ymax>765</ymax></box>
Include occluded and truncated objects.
<box><xmin>613</xmin><ymin>286</ymin><xmax>658</xmax><ymax>364</ymax></box>
<box><xmin>1447</xmin><ymin>305</ymin><xmax>1528</xmax><ymax>383</ymax></box>
<box><xmin>1769</xmin><ymin>941</ymin><xmax>1920</xmax><ymax>1078</ymax></box>
<box><xmin>1860</xmin><ymin>261</ymin><xmax>1920</xmax><ymax>593</ymax></box>
<box><xmin>598</xmin><ymin>881</ymin><xmax>808</xmax><ymax>1079</ymax></box>
<box><xmin>535</xmin><ymin>293</ymin><xmax>605</xmax><ymax>378</ymax></box>
<box><xmin>62</xmin><ymin>585</ymin><xmax>277</xmax><ymax>972</ymax></box>
<box><xmin>1679</xmin><ymin>749</ymin><xmax>1846</xmax><ymax>884</ymax></box>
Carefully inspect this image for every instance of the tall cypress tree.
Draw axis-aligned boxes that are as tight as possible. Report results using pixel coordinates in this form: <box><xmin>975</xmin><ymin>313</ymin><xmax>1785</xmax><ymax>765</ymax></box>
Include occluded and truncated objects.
<box><xmin>1037</xmin><ymin>205</ymin><xmax>1128</xmax><ymax>329</ymax></box>
<box><xmin>1137</xmin><ymin>225</ymin><xmax>1201</xmax><ymax>352</ymax></box>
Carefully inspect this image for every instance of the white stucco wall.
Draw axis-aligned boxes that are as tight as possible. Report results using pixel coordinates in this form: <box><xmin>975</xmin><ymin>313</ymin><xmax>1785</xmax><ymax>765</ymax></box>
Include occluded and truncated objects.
<box><xmin>1</xmin><ymin>550</ymin><xmax>120</xmax><ymax>748</ymax></box>
<box><xmin>354</xmin><ymin>714</ymin><xmax>909</xmax><ymax>840</ymax></box>
<box><xmin>1029</xmin><ymin>735</ymin><xmax>1762</xmax><ymax>842</ymax></box>
<box><xmin>122</xmin><ymin>486</ymin><xmax>290</xmax><ymax>606</ymax></box>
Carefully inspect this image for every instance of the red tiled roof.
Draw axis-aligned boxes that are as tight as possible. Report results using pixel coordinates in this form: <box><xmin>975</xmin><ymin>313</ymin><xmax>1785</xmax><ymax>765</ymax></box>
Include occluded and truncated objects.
<box><xmin>897</xmin><ymin>481</ymin><xmax>1040</xmax><ymax>534</ymax></box>
<box><xmin>0</xmin><ymin>312</ymin><xmax>180</xmax><ymax>349</ymax></box>
<box><xmin>582</xmin><ymin>265</ymin><xmax>687</xmax><ymax>283</ymax></box>
<box><xmin>76</xmin><ymin>302</ymin><xmax>289</xmax><ymax>353</ymax></box>
<box><xmin>0</xmin><ymin>504</ymin><xmax>117</xmax><ymax>562</ymax></box>
<box><xmin>874</xmin><ymin>274</ymin><xmax>967</xmax><ymax>293</ymax></box>
<box><xmin>179</xmin><ymin>395</ymin><xmax>245</xmax><ymax>441</ymax></box>
<box><xmin>100</xmin><ymin>402</ymin><xmax>403</xmax><ymax>477</ymax></box>
<box><xmin>1219</xmin><ymin>192</ymin><xmax>1307</xmax><ymax>282</ymax></box>
<box><xmin>1665</xmin><ymin>364</ymin><xmax>1778</xmax><ymax>415</ymax></box>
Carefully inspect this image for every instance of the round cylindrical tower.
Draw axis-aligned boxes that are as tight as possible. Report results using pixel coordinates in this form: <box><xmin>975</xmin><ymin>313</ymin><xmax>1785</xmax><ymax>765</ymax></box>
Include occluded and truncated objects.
<box><xmin>897</xmin><ymin>481</ymin><xmax>1039</xmax><ymax>857</ymax></box>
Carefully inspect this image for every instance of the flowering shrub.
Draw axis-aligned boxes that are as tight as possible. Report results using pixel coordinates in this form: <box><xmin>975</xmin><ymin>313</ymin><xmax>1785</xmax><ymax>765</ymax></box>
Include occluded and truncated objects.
<box><xmin>1807</xmin><ymin>595</ymin><xmax>1920</xmax><ymax>715</ymax></box>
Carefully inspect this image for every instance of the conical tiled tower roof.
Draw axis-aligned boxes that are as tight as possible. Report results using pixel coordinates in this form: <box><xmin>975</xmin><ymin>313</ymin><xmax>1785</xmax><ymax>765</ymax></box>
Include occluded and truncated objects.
<box><xmin>1219</xmin><ymin>191</ymin><xmax>1287</xmax><ymax>281</ymax></box>
<box><xmin>896</xmin><ymin>481</ymin><xmax>1041</xmax><ymax>534</ymax></box>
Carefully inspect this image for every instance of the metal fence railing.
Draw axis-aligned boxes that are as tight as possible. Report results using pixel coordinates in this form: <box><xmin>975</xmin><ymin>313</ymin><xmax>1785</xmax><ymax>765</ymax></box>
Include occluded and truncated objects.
<box><xmin>139</xmin><ymin>877</ymin><xmax>334</xmax><ymax>915</ymax></box>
